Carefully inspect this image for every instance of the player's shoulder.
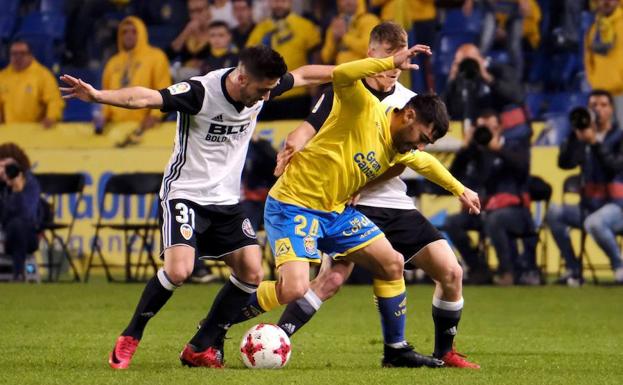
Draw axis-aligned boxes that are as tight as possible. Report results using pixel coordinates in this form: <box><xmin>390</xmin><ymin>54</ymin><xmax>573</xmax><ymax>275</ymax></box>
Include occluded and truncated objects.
<box><xmin>186</xmin><ymin>67</ymin><xmax>234</xmax><ymax>96</ymax></box>
<box><xmin>192</xmin><ymin>67</ymin><xmax>233</xmax><ymax>84</ymax></box>
<box><xmin>381</xmin><ymin>82</ymin><xmax>415</xmax><ymax>109</ymax></box>
<box><xmin>393</xmin><ymin>82</ymin><xmax>416</xmax><ymax>99</ymax></box>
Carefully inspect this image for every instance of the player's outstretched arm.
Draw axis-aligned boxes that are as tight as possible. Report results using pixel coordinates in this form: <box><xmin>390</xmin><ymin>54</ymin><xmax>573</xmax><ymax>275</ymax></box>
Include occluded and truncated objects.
<box><xmin>397</xmin><ymin>151</ymin><xmax>481</xmax><ymax>214</ymax></box>
<box><xmin>290</xmin><ymin>65</ymin><xmax>334</xmax><ymax>88</ymax></box>
<box><xmin>274</xmin><ymin>121</ymin><xmax>316</xmax><ymax>176</ymax></box>
<box><xmin>332</xmin><ymin>44</ymin><xmax>431</xmax><ymax>89</ymax></box>
<box><xmin>458</xmin><ymin>187</ymin><xmax>480</xmax><ymax>215</ymax></box>
<box><xmin>59</xmin><ymin>74</ymin><xmax>163</xmax><ymax>109</ymax></box>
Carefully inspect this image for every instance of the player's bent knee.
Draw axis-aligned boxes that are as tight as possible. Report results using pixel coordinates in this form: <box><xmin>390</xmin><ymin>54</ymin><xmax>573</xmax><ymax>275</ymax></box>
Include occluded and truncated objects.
<box><xmin>447</xmin><ymin>264</ymin><xmax>463</xmax><ymax>285</ymax></box>
<box><xmin>379</xmin><ymin>252</ymin><xmax>404</xmax><ymax>280</ymax></box>
<box><xmin>440</xmin><ymin>264</ymin><xmax>463</xmax><ymax>294</ymax></box>
<box><xmin>237</xmin><ymin>267</ymin><xmax>264</xmax><ymax>286</ymax></box>
<box><xmin>164</xmin><ymin>266</ymin><xmax>193</xmax><ymax>285</ymax></box>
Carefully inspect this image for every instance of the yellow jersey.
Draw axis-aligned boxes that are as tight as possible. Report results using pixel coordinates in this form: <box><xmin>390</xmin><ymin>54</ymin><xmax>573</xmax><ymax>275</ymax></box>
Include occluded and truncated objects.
<box><xmin>0</xmin><ymin>59</ymin><xmax>64</xmax><ymax>123</ymax></box>
<box><xmin>102</xmin><ymin>16</ymin><xmax>171</xmax><ymax>123</ymax></box>
<box><xmin>246</xmin><ymin>13</ymin><xmax>321</xmax><ymax>99</ymax></box>
<box><xmin>270</xmin><ymin>56</ymin><xmax>402</xmax><ymax>213</ymax></box>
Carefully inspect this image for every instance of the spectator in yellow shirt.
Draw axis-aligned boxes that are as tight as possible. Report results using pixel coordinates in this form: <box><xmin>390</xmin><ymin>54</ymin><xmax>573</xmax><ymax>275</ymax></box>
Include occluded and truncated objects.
<box><xmin>0</xmin><ymin>40</ymin><xmax>64</xmax><ymax>128</ymax></box>
<box><xmin>585</xmin><ymin>0</ymin><xmax>623</xmax><ymax>126</ymax></box>
<box><xmin>247</xmin><ymin>0</ymin><xmax>321</xmax><ymax>119</ymax></box>
<box><xmin>321</xmin><ymin>0</ymin><xmax>380</xmax><ymax>65</ymax></box>
<box><xmin>101</xmin><ymin>16</ymin><xmax>171</xmax><ymax>136</ymax></box>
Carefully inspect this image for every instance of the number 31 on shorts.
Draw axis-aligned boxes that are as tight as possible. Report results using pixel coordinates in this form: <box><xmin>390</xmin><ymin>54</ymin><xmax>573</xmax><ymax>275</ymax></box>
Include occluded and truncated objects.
<box><xmin>175</xmin><ymin>202</ymin><xmax>196</xmax><ymax>228</ymax></box>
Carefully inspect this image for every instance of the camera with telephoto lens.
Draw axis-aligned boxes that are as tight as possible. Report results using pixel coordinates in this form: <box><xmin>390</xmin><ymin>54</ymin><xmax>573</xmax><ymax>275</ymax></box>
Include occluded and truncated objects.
<box><xmin>3</xmin><ymin>163</ymin><xmax>22</xmax><ymax>180</ymax></box>
<box><xmin>472</xmin><ymin>125</ymin><xmax>493</xmax><ymax>146</ymax></box>
<box><xmin>457</xmin><ymin>58</ymin><xmax>481</xmax><ymax>82</ymax></box>
<box><xmin>569</xmin><ymin>106</ymin><xmax>593</xmax><ymax>130</ymax></box>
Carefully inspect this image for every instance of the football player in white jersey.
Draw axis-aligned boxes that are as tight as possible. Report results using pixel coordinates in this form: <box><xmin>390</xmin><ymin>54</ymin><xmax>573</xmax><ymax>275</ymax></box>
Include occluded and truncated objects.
<box><xmin>232</xmin><ymin>22</ymin><xmax>481</xmax><ymax>368</ymax></box>
<box><xmin>60</xmin><ymin>45</ymin><xmax>333</xmax><ymax>369</ymax></box>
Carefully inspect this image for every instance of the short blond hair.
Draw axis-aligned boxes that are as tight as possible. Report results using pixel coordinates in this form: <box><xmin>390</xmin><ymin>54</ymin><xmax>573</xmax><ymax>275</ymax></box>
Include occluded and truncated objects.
<box><xmin>369</xmin><ymin>22</ymin><xmax>408</xmax><ymax>51</ymax></box>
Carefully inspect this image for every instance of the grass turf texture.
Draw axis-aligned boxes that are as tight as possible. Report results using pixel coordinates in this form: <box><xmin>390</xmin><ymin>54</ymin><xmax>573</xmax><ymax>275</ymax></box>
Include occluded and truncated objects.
<box><xmin>1</xmin><ymin>283</ymin><xmax>622</xmax><ymax>385</ymax></box>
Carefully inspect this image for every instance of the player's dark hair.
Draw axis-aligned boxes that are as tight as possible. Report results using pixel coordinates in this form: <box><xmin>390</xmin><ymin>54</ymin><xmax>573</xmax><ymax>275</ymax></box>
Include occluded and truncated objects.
<box><xmin>402</xmin><ymin>94</ymin><xmax>449</xmax><ymax>141</ymax></box>
<box><xmin>0</xmin><ymin>142</ymin><xmax>31</xmax><ymax>171</ymax></box>
<box><xmin>369</xmin><ymin>22</ymin><xmax>407</xmax><ymax>51</ymax></box>
<box><xmin>207</xmin><ymin>20</ymin><xmax>231</xmax><ymax>32</ymax></box>
<box><xmin>239</xmin><ymin>45</ymin><xmax>287</xmax><ymax>80</ymax></box>
<box><xmin>589</xmin><ymin>89</ymin><xmax>614</xmax><ymax>106</ymax></box>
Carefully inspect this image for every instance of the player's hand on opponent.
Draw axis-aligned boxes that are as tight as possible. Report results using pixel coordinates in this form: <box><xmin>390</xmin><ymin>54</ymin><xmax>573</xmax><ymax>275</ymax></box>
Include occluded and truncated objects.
<box><xmin>393</xmin><ymin>44</ymin><xmax>432</xmax><ymax>71</ymax></box>
<box><xmin>59</xmin><ymin>74</ymin><xmax>100</xmax><ymax>103</ymax></box>
<box><xmin>459</xmin><ymin>187</ymin><xmax>481</xmax><ymax>215</ymax></box>
<box><xmin>346</xmin><ymin>193</ymin><xmax>361</xmax><ymax>207</ymax></box>
<box><xmin>274</xmin><ymin>146</ymin><xmax>294</xmax><ymax>177</ymax></box>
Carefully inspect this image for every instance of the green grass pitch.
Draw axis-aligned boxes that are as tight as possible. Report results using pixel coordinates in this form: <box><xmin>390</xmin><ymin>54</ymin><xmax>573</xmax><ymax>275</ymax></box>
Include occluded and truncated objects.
<box><xmin>1</xmin><ymin>283</ymin><xmax>622</xmax><ymax>385</ymax></box>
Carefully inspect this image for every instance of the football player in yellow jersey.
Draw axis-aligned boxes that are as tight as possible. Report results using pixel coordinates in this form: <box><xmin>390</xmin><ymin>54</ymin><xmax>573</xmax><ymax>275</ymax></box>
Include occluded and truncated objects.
<box><xmin>248</xmin><ymin>45</ymin><xmax>454</xmax><ymax>367</ymax></box>
<box><xmin>229</xmin><ymin>23</ymin><xmax>481</xmax><ymax>368</ymax></box>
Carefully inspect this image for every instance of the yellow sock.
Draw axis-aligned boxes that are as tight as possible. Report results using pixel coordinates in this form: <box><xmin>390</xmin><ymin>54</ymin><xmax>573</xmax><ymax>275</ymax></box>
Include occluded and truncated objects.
<box><xmin>257</xmin><ymin>281</ymin><xmax>280</xmax><ymax>312</ymax></box>
<box><xmin>373</xmin><ymin>278</ymin><xmax>406</xmax><ymax>298</ymax></box>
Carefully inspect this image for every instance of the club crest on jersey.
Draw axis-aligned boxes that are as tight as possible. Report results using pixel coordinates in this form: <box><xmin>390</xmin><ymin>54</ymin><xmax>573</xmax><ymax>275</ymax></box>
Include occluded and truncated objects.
<box><xmin>242</xmin><ymin>218</ymin><xmax>257</xmax><ymax>239</ymax></box>
<box><xmin>180</xmin><ymin>223</ymin><xmax>193</xmax><ymax>240</ymax></box>
<box><xmin>303</xmin><ymin>235</ymin><xmax>316</xmax><ymax>255</ymax></box>
<box><xmin>168</xmin><ymin>82</ymin><xmax>191</xmax><ymax>95</ymax></box>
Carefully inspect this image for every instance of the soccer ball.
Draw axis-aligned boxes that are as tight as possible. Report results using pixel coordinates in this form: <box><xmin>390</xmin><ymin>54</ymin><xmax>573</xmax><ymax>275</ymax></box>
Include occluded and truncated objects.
<box><xmin>240</xmin><ymin>323</ymin><xmax>292</xmax><ymax>369</ymax></box>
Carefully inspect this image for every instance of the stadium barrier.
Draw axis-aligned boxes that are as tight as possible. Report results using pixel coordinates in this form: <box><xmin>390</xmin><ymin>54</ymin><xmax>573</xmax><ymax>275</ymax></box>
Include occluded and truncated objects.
<box><xmin>0</xmin><ymin>121</ymin><xmax>611</xmax><ymax>277</ymax></box>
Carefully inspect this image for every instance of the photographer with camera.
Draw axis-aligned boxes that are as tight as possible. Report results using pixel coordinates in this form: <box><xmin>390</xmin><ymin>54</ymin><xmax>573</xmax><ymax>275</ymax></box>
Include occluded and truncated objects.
<box><xmin>0</xmin><ymin>143</ymin><xmax>42</xmax><ymax>282</ymax></box>
<box><xmin>444</xmin><ymin>110</ymin><xmax>538</xmax><ymax>285</ymax></box>
<box><xmin>445</xmin><ymin>44</ymin><xmax>527</xmax><ymax>136</ymax></box>
<box><xmin>545</xmin><ymin>90</ymin><xmax>623</xmax><ymax>286</ymax></box>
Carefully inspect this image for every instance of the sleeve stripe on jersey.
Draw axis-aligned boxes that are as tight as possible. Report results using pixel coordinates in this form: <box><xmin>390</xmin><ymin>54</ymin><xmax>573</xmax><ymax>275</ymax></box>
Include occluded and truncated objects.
<box><xmin>162</xmin><ymin>113</ymin><xmax>190</xmax><ymax>199</ymax></box>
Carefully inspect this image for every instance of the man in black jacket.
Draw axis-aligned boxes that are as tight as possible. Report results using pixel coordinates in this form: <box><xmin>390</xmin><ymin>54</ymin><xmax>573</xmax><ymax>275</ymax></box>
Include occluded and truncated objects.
<box><xmin>545</xmin><ymin>89</ymin><xmax>623</xmax><ymax>285</ymax></box>
<box><xmin>444</xmin><ymin>110</ymin><xmax>538</xmax><ymax>285</ymax></box>
<box><xmin>444</xmin><ymin>44</ymin><xmax>529</xmax><ymax>140</ymax></box>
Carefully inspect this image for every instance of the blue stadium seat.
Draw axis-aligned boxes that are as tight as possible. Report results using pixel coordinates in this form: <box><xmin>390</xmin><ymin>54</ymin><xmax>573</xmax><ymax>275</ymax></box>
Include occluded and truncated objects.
<box><xmin>525</xmin><ymin>92</ymin><xmax>545</xmax><ymax>120</ymax></box>
<box><xmin>0</xmin><ymin>14</ymin><xmax>17</xmax><ymax>41</ymax></box>
<box><xmin>6</xmin><ymin>0</ymin><xmax>20</xmax><ymax>15</ymax></box>
<box><xmin>441</xmin><ymin>8</ymin><xmax>484</xmax><ymax>36</ymax></box>
<box><xmin>40</xmin><ymin>0</ymin><xmax>65</xmax><ymax>13</ymax></box>
<box><xmin>17</xmin><ymin>11</ymin><xmax>66</xmax><ymax>41</ymax></box>
<box><xmin>536</xmin><ymin>112</ymin><xmax>570</xmax><ymax>145</ymax></box>
<box><xmin>581</xmin><ymin>11</ymin><xmax>595</xmax><ymax>40</ymax></box>
<box><xmin>579</xmin><ymin>11</ymin><xmax>595</xmax><ymax>72</ymax></box>
<box><xmin>135</xmin><ymin>0</ymin><xmax>187</xmax><ymax>27</ymax></box>
<box><xmin>487</xmin><ymin>50</ymin><xmax>510</xmax><ymax>65</ymax></box>
<box><xmin>148</xmin><ymin>25</ymin><xmax>179</xmax><ymax>51</ymax></box>
<box><xmin>544</xmin><ymin>92</ymin><xmax>589</xmax><ymax>115</ymax></box>
<box><xmin>61</xmin><ymin>67</ymin><xmax>101</xmax><ymax>122</ymax></box>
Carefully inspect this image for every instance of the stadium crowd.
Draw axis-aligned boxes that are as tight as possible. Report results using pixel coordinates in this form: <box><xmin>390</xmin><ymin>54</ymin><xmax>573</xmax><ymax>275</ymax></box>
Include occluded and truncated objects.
<box><xmin>1</xmin><ymin>0</ymin><xmax>623</xmax><ymax>286</ymax></box>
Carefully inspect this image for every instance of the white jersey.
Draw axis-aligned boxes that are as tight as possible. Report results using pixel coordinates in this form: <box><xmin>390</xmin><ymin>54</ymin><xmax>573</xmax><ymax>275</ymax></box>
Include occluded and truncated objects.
<box><xmin>158</xmin><ymin>67</ymin><xmax>293</xmax><ymax>205</ymax></box>
<box><xmin>306</xmin><ymin>80</ymin><xmax>417</xmax><ymax>210</ymax></box>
